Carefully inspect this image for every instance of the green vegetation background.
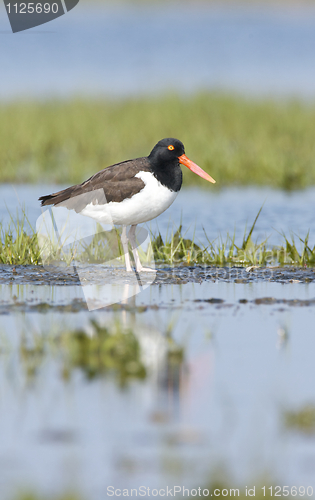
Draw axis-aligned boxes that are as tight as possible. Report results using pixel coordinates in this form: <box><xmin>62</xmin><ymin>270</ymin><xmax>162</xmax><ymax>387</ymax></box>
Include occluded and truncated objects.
<box><xmin>1</xmin><ymin>93</ymin><xmax>315</xmax><ymax>190</ymax></box>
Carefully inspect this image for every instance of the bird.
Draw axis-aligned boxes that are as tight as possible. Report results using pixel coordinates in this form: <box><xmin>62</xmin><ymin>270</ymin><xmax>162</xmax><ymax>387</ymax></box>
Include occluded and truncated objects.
<box><xmin>39</xmin><ymin>138</ymin><xmax>216</xmax><ymax>272</ymax></box>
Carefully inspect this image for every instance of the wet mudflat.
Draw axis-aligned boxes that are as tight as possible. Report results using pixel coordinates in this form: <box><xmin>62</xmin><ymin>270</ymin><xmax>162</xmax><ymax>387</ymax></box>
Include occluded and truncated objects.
<box><xmin>1</xmin><ymin>264</ymin><xmax>315</xmax><ymax>286</ymax></box>
<box><xmin>1</xmin><ymin>264</ymin><xmax>315</xmax><ymax>315</ymax></box>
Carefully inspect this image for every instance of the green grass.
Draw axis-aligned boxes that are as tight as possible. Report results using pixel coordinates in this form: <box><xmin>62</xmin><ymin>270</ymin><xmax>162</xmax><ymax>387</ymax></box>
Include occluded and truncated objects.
<box><xmin>1</xmin><ymin>94</ymin><xmax>315</xmax><ymax>189</ymax></box>
<box><xmin>0</xmin><ymin>210</ymin><xmax>41</xmax><ymax>265</ymax></box>
<box><xmin>1</xmin><ymin>207</ymin><xmax>315</xmax><ymax>267</ymax></box>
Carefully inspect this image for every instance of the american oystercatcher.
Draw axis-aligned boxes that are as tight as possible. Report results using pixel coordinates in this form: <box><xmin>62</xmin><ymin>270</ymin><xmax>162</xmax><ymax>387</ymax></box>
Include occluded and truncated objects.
<box><xmin>39</xmin><ymin>138</ymin><xmax>216</xmax><ymax>272</ymax></box>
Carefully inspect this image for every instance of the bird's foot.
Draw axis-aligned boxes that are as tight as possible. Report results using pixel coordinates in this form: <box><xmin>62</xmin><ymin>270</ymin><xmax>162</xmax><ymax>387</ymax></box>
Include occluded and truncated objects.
<box><xmin>136</xmin><ymin>266</ymin><xmax>155</xmax><ymax>273</ymax></box>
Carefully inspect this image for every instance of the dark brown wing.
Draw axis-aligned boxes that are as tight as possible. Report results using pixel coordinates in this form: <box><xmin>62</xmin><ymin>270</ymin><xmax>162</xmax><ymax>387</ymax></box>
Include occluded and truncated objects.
<box><xmin>39</xmin><ymin>157</ymin><xmax>151</xmax><ymax>213</ymax></box>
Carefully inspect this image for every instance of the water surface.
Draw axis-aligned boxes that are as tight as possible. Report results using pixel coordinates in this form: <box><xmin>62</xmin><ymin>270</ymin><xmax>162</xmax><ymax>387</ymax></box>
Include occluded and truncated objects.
<box><xmin>1</xmin><ymin>279</ymin><xmax>315</xmax><ymax>499</ymax></box>
<box><xmin>1</xmin><ymin>4</ymin><xmax>315</xmax><ymax>98</ymax></box>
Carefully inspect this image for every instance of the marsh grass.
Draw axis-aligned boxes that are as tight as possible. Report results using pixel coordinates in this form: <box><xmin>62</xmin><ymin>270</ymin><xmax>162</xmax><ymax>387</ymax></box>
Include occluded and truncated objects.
<box><xmin>0</xmin><ymin>210</ymin><xmax>41</xmax><ymax>265</ymax></box>
<box><xmin>1</xmin><ymin>207</ymin><xmax>315</xmax><ymax>267</ymax></box>
<box><xmin>149</xmin><ymin>208</ymin><xmax>315</xmax><ymax>267</ymax></box>
<box><xmin>1</xmin><ymin>94</ymin><xmax>315</xmax><ymax>189</ymax></box>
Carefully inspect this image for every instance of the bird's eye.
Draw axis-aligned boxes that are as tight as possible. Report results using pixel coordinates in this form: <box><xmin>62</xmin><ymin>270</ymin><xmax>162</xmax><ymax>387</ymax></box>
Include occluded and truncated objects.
<box><xmin>168</xmin><ymin>145</ymin><xmax>175</xmax><ymax>151</ymax></box>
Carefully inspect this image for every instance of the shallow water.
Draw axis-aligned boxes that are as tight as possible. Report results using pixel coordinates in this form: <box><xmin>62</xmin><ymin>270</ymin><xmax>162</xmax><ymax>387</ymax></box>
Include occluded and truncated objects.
<box><xmin>1</xmin><ymin>279</ymin><xmax>315</xmax><ymax>499</ymax></box>
<box><xmin>1</xmin><ymin>4</ymin><xmax>315</xmax><ymax>99</ymax></box>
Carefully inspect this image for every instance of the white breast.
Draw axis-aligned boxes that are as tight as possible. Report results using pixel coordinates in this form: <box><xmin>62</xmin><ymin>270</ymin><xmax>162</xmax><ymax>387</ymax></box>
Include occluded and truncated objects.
<box><xmin>79</xmin><ymin>171</ymin><xmax>178</xmax><ymax>226</ymax></box>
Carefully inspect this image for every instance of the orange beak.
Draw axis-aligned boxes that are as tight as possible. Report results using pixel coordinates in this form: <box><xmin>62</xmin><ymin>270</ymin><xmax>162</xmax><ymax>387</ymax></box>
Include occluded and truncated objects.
<box><xmin>178</xmin><ymin>154</ymin><xmax>216</xmax><ymax>184</ymax></box>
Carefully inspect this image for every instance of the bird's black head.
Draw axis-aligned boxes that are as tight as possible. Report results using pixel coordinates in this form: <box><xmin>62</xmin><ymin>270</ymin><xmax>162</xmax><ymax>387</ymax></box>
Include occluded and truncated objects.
<box><xmin>148</xmin><ymin>138</ymin><xmax>185</xmax><ymax>192</ymax></box>
<box><xmin>148</xmin><ymin>138</ymin><xmax>185</xmax><ymax>167</ymax></box>
<box><xmin>147</xmin><ymin>137</ymin><xmax>216</xmax><ymax>192</ymax></box>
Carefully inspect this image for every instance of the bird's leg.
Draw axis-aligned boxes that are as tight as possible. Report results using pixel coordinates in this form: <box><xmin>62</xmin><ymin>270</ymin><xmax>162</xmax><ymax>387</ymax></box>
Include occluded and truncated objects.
<box><xmin>128</xmin><ymin>225</ymin><xmax>154</xmax><ymax>273</ymax></box>
<box><xmin>121</xmin><ymin>225</ymin><xmax>132</xmax><ymax>272</ymax></box>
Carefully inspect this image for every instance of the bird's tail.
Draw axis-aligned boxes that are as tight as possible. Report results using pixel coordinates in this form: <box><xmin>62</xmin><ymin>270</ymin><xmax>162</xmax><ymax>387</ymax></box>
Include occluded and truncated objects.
<box><xmin>39</xmin><ymin>186</ymin><xmax>76</xmax><ymax>207</ymax></box>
